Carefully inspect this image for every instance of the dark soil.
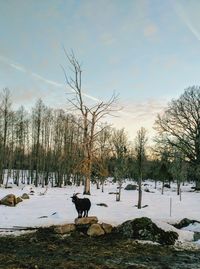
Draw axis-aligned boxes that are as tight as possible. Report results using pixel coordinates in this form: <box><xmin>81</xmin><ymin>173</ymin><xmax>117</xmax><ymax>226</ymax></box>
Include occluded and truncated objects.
<box><xmin>0</xmin><ymin>228</ymin><xmax>200</xmax><ymax>269</ymax></box>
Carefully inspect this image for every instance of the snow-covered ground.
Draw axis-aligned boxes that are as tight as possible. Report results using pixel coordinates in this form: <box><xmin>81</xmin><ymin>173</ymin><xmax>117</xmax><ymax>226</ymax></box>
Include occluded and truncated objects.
<box><xmin>0</xmin><ymin>180</ymin><xmax>200</xmax><ymax>243</ymax></box>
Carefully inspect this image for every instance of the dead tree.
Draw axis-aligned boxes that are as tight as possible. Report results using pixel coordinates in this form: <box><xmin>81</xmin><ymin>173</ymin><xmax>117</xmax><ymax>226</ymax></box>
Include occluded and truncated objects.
<box><xmin>62</xmin><ymin>50</ymin><xmax>118</xmax><ymax>194</ymax></box>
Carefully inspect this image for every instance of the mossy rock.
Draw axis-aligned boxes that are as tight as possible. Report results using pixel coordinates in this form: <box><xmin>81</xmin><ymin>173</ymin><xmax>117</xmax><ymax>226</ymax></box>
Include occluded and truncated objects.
<box><xmin>87</xmin><ymin>224</ymin><xmax>105</xmax><ymax>237</ymax></box>
<box><xmin>16</xmin><ymin>196</ymin><xmax>23</xmax><ymax>203</ymax></box>
<box><xmin>117</xmin><ymin>217</ymin><xmax>178</xmax><ymax>245</ymax></box>
<box><xmin>125</xmin><ymin>184</ymin><xmax>137</xmax><ymax>190</ymax></box>
<box><xmin>21</xmin><ymin>193</ymin><xmax>30</xmax><ymax>199</ymax></box>
<box><xmin>173</xmin><ymin>218</ymin><xmax>200</xmax><ymax>229</ymax></box>
<box><xmin>194</xmin><ymin>232</ymin><xmax>200</xmax><ymax>241</ymax></box>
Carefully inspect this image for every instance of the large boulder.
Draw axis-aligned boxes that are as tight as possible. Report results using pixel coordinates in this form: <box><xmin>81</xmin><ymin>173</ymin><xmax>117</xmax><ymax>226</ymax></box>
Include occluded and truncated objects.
<box><xmin>75</xmin><ymin>216</ymin><xmax>98</xmax><ymax>225</ymax></box>
<box><xmin>117</xmin><ymin>217</ymin><xmax>178</xmax><ymax>245</ymax></box>
<box><xmin>0</xmin><ymin>194</ymin><xmax>18</xmax><ymax>206</ymax></box>
<box><xmin>54</xmin><ymin>224</ymin><xmax>76</xmax><ymax>234</ymax></box>
<box><xmin>75</xmin><ymin>216</ymin><xmax>98</xmax><ymax>233</ymax></box>
<box><xmin>125</xmin><ymin>184</ymin><xmax>137</xmax><ymax>190</ymax></box>
<box><xmin>87</xmin><ymin>224</ymin><xmax>105</xmax><ymax>237</ymax></box>
<box><xmin>16</xmin><ymin>197</ymin><xmax>23</xmax><ymax>204</ymax></box>
<box><xmin>101</xmin><ymin>223</ymin><xmax>113</xmax><ymax>234</ymax></box>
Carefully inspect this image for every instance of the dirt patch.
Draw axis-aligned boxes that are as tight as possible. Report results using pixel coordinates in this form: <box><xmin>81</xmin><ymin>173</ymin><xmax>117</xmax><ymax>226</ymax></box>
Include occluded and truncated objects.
<box><xmin>0</xmin><ymin>228</ymin><xmax>200</xmax><ymax>269</ymax></box>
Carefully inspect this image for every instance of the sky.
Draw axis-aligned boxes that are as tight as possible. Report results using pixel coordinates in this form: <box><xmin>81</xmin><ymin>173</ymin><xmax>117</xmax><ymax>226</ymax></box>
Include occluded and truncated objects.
<box><xmin>0</xmin><ymin>0</ymin><xmax>200</xmax><ymax>139</ymax></box>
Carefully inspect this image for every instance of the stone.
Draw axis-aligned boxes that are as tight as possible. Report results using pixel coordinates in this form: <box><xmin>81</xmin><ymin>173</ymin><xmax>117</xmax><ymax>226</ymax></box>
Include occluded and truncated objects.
<box><xmin>75</xmin><ymin>216</ymin><xmax>99</xmax><ymax>233</ymax></box>
<box><xmin>101</xmin><ymin>223</ymin><xmax>113</xmax><ymax>234</ymax></box>
<box><xmin>173</xmin><ymin>218</ymin><xmax>200</xmax><ymax>229</ymax></box>
<box><xmin>16</xmin><ymin>197</ymin><xmax>23</xmax><ymax>203</ymax></box>
<box><xmin>54</xmin><ymin>224</ymin><xmax>76</xmax><ymax>234</ymax></box>
<box><xmin>21</xmin><ymin>193</ymin><xmax>30</xmax><ymax>199</ymax></box>
<box><xmin>124</xmin><ymin>184</ymin><xmax>137</xmax><ymax>190</ymax></box>
<box><xmin>117</xmin><ymin>217</ymin><xmax>178</xmax><ymax>245</ymax></box>
<box><xmin>194</xmin><ymin>232</ymin><xmax>200</xmax><ymax>241</ymax></box>
<box><xmin>87</xmin><ymin>224</ymin><xmax>105</xmax><ymax>237</ymax></box>
<box><xmin>144</xmin><ymin>187</ymin><xmax>150</xmax><ymax>192</ymax></box>
<box><xmin>75</xmin><ymin>216</ymin><xmax>98</xmax><ymax>225</ymax></box>
<box><xmin>0</xmin><ymin>194</ymin><xmax>18</xmax><ymax>206</ymax></box>
<box><xmin>96</xmin><ymin>203</ymin><xmax>108</xmax><ymax>207</ymax></box>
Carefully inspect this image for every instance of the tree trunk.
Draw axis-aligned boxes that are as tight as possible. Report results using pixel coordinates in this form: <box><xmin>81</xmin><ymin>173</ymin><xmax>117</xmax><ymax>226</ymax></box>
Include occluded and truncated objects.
<box><xmin>162</xmin><ymin>180</ymin><xmax>164</xmax><ymax>195</ymax></box>
<box><xmin>84</xmin><ymin>174</ymin><xmax>91</xmax><ymax>195</ymax></box>
<box><xmin>83</xmin><ymin>157</ymin><xmax>91</xmax><ymax>195</ymax></box>
<box><xmin>138</xmin><ymin>177</ymin><xmax>142</xmax><ymax>209</ymax></box>
<box><xmin>177</xmin><ymin>181</ymin><xmax>181</xmax><ymax>195</ymax></box>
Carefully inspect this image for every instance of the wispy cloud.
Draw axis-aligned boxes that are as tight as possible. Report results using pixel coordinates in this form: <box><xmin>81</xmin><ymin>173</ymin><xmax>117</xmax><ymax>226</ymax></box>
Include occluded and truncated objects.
<box><xmin>31</xmin><ymin>73</ymin><xmax>63</xmax><ymax>87</ymax></box>
<box><xmin>0</xmin><ymin>55</ymin><xmax>103</xmax><ymax>103</ymax></box>
<box><xmin>173</xmin><ymin>1</ymin><xmax>200</xmax><ymax>42</ymax></box>
<box><xmin>143</xmin><ymin>23</ymin><xmax>158</xmax><ymax>38</ymax></box>
<box><xmin>9</xmin><ymin>63</ymin><xmax>26</xmax><ymax>72</ymax></box>
<box><xmin>110</xmin><ymin>98</ymin><xmax>168</xmax><ymax>138</ymax></box>
<box><xmin>100</xmin><ymin>33</ymin><xmax>116</xmax><ymax>46</ymax></box>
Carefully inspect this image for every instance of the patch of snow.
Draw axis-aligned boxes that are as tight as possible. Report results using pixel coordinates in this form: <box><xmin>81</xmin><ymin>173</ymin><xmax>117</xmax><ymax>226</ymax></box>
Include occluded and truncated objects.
<box><xmin>0</xmin><ymin>180</ymin><xmax>200</xmax><ymax>242</ymax></box>
<box><xmin>154</xmin><ymin>220</ymin><xmax>194</xmax><ymax>242</ymax></box>
<box><xmin>182</xmin><ymin>222</ymin><xmax>200</xmax><ymax>233</ymax></box>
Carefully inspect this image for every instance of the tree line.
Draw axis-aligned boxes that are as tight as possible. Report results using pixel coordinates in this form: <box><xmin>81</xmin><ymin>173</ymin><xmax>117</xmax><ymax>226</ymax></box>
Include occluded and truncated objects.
<box><xmin>0</xmin><ymin>51</ymin><xmax>200</xmax><ymax>204</ymax></box>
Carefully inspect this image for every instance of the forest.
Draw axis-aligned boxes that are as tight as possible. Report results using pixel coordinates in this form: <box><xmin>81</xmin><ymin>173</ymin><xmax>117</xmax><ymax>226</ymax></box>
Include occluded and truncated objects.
<box><xmin>0</xmin><ymin>83</ymin><xmax>200</xmax><ymax>199</ymax></box>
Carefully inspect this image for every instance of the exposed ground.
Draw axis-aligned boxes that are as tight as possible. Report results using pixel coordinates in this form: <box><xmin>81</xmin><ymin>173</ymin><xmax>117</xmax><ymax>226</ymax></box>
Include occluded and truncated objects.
<box><xmin>0</xmin><ymin>228</ymin><xmax>200</xmax><ymax>269</ymax></box>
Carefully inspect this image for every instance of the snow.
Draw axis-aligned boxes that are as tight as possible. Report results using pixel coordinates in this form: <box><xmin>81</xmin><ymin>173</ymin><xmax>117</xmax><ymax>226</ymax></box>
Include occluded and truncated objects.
<box><xmin>0</xmin><ymin>180</ymin><xmax>200</xmax><ymax>244</ymax></box>
<box><xmin>182</xmin><ymin>222</ymin><xmax>200</xmax><ymax>233</ymax></box>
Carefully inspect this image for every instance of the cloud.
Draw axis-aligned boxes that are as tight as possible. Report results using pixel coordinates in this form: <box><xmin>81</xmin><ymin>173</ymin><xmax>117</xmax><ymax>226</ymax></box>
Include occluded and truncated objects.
<box><xmin>173</xmin><ymin>1</ymin><xmax>200</xmax><ymax>42</ymax></box>
<box><xmin>9</xmin><ymin>63</ymin><xmax>26</xmax><ymax>72</ymax></box>
<box><xmin>31</xmin><ymin>73</ymin><xmax>63</xmax><ymax>87</ymax></box>
<box><xmin>0</xmin><ymin>54</ymin><xmax>104</xmax><ymax>103</ymax></box>
<box><xmin>100</xmin><ymin>33</ymin><xmax>116</xmax><ymax>46</ymax></box>
<box><xmin>108</xmin><ymin>98</ymin><xmax>168</xmax><ymax>139</ymax></box>
<box><xmin>143</xmin><ymin>23</ymin><xmax>158</xmax><ymax>38</ymax></box>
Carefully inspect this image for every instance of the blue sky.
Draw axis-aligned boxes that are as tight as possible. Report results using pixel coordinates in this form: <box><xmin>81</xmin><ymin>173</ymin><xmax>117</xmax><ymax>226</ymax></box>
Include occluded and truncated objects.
<box><xmin>0</xmin><ymin>0</ymin><xmax>200</xmax><ymax>138</ymax></box>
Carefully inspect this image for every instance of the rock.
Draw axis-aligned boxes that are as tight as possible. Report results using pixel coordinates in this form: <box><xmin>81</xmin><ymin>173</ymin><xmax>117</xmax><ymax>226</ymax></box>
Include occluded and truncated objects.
<box><xmin>16</xmin><ymin>197</ymin><xmax>23</xmax><ymax>203</ymax></box>
<box><xmin>101</xmin><ymin>223</ymin><xmax>113</xmax><ymax>234</ymax></box>
<box><xmin>96</xmin><ymin>203</ymin><xmax>108</xmax><ymax>207</ymax></box>
<box><xmin>21</xmin><ymin>193</ymin><xmax>30</xmax><ymax>199</ymax></box>
<box><xmin>0</xmin><ymin>194</ymin><xmax>18</xmax><ymax>206</ymax></box>
<box><xmin>75</xmin><ymin>216</ymin><xmax>98</xmax><ymax>233</ymax></box>
<box><xmin>87</xmin><ymin>224</ymin><xmax>105</xmax><ymax>236</ymax></box>
<box><xmin>173</xmin><ymin>218</ymin><xmax>200</xmax><ymax>229</ymax></box>
<box><xmin>54</xmin><ymin>224</ymin><xmax>76</xmax><ymax>234</ymax></box>
<box><xmin>75</xmin><ymin>216</ymin><xmax>98</xmax><ymax>225</ymax></box>
<box><xmin>125</xmin><ymin>184</ymin><xmax>137</xmax><ymax>190</ymax></box>
<box><xmin>117</xmin><ymin>217</ymin><xmax>178</xmax><ymax>245</ymax></box>
<box><xmin>194</xmin><ymin>232</ymin><xmax>200</xmax><ymax>241</ymax></box>
<box><xmin>29</xmin><ymin>188</ymin><xmax>35</xmax><ymax>195</ymax></box>
<box><xmin>144</xmin><ymin>188</ymin><xmax>150</xmax><ymax>192</ymax></box>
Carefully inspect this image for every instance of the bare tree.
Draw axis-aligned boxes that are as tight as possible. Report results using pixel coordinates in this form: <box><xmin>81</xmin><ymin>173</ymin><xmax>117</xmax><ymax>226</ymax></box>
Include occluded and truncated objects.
<box><xmin>0</xmin><ymin>88</ymin><xmax>12</xmax><ymax>185</ymax></box>
<box><xmin>31</xmin><ymin>99</ymin><xmax>45</xmax><ymax>187</ymax></box>
<box><xmin>170</xmin><ymin>149</ymin><xmax>187</xmax><ymax>196</ymax></box>
<box><xmin>94</xmin><ymin>124</ymin><xmax>112</xmax><ymax>192</ymax></box>
<box><xmin>62</xmin><ymin>51</ymin><xmax>118</xmax><ymax>194</ymax></box>
<box><xmin>135</xmin><ymin>127</ymin><xmax>148</xmax><ymax>209</ymax></box>
<box><xmin>154</xmin><ymin>86</ymin><xmax>200</xmax><ymax>188</ymax></box>
<box><xmin>112</xmin><ymin>128</ymin><xmax>128</xmax><ymax>201</ymax></box>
